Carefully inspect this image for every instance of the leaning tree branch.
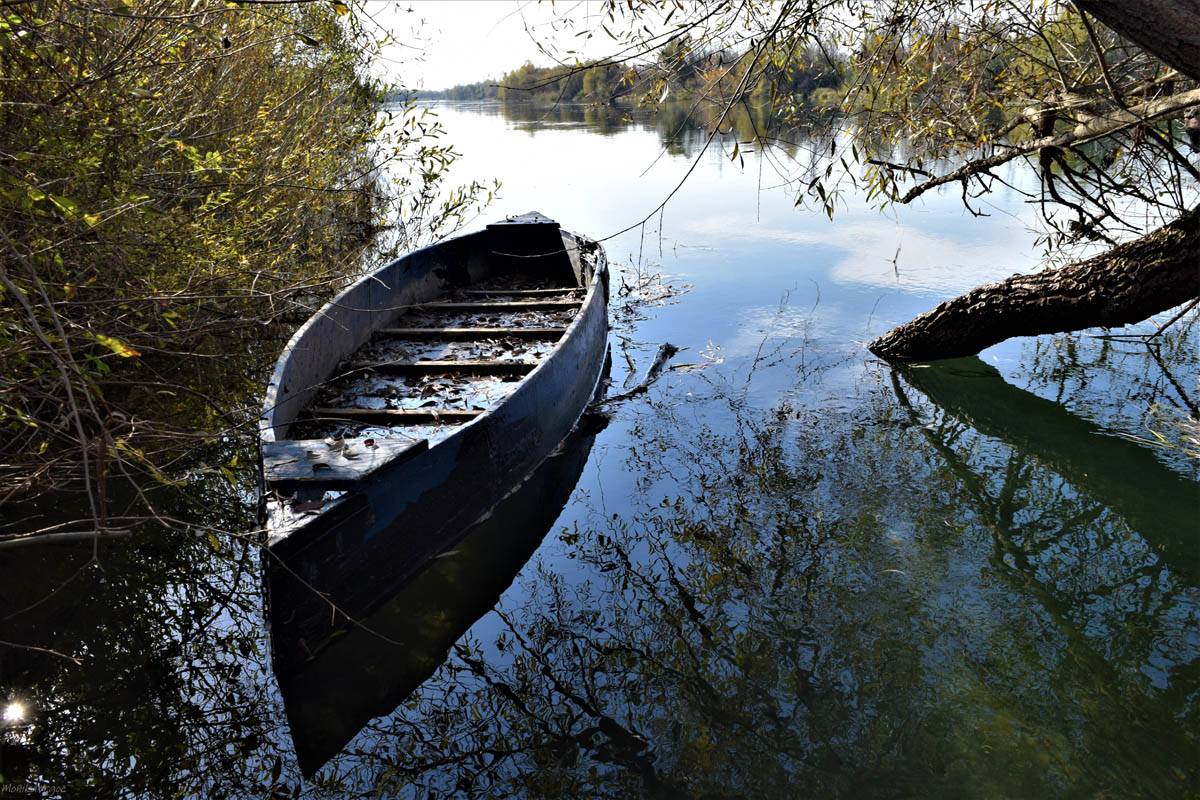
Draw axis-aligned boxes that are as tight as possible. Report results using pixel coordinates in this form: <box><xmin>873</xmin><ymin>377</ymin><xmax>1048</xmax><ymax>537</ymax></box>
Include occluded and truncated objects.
<box><xmin>868</xmin><ymin>205</ymin><xmax>1200</xmax><ymax>361</ymax></box>
<box><xmin>896</xmin><ymin>86</ymin><xmax>1200</xmax><ymax>204</ymax></box>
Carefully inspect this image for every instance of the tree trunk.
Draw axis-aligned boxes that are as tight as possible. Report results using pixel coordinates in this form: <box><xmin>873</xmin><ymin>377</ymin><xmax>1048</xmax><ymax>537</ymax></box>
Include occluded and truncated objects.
<box><xmin>868</xmin><ymin>206</ymin><xmax>1200</xmax><ymax>361</ymax></box>
<box><xmin>1075</xmin><ymin>1</ymin><xmax>1200</xmax><ymax>80</ymax></box>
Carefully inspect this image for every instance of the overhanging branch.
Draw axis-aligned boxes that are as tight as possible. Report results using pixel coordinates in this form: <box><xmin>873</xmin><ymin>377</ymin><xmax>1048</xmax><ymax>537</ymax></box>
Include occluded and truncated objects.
<box><xmin>896</xmin><ymin>86</ymin><xmax>1200</xmax><ymax>204</ymax></box>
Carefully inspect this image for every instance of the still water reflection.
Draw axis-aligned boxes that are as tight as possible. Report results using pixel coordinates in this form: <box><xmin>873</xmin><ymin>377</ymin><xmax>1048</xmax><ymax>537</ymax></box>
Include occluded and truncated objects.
<box><xmin>1</xmin><ymin>101</ymin><xmax>1197</xmax><ymax>798</ymax></box>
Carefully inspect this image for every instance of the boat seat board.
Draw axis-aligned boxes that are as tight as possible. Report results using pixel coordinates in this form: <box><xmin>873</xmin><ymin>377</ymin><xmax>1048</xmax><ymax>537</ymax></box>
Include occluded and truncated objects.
<box><xmin>459</xmin><ymin>288</ymin><xmax>580</xmax><ymax>297</ymax></box>
<box><xmin>416</xmin><ymin>300</ymin><xmax>582</xmax><ymax>312</ymax></box>
<box><xmin>309</xmin><ymin>408</ymin><xmax>483</xmax><ymax>424</ymax></box>
<box><xmin>263</xmin><ymin>438</ymin><xmax>429</xmax><ymax>486</ymax></box>
<box><xmin>376</xmin><ymin>327</ymin><xmax>567</xmax><ymax>340</ymax></box>
<box><xmin>362</xmin><ymin>360</ymin><xmax>536</xmax><ymax>375</ymax></box>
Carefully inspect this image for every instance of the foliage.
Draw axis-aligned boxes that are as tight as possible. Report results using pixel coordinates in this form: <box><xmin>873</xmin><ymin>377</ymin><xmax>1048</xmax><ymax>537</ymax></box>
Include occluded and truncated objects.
<box><xmin>524</xmin><ymin>0</ymin><xmax>1198</xmax><ymax>251</ymax></box>
<box><xmin>422</xmin><ymin>60</ymin><xmax>630</xmax><ymax>105</ymax></box>
<box><xmin>0</xmin><ymin>1</ymin><xmax>485</xmax><ymax>526</ymax></box>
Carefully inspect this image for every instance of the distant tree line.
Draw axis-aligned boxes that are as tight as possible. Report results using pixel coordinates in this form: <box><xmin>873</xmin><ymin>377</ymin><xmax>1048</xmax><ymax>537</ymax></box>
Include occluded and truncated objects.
<box><xmin>416</xmin><ymin>37</ymin><xmax>847</xmax><ymax>110</ymax></box>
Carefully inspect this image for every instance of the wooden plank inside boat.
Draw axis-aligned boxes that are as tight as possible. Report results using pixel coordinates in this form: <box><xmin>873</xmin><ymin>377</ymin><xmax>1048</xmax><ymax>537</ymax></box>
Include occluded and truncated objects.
<box><xmin>376</xmin><ymin>327</ymin><xmax>567</xmax><ymax>340</ymax></box>
<box><xmin>310</xmin><ymin>408</ymin><xmax>483</xmax><ymax>424</ymax></box>
<box><xmin>417</xmin><ymin>300</ymin><xmax>582</xmax><ymax>312</ymax></box>
<box><xmin>263</xmin><ymin>438</ymin><xmax>429</xmax><ymax>486</ymax></box>
<box><xmin>365</xmin><ymin>359</ymin><xmax>536</xmax><ymax>376</ymax></box>
<box><xmin>460</xmin><ymin>288</ymin><xmax>579</xmax><ymax>297</ymax></box>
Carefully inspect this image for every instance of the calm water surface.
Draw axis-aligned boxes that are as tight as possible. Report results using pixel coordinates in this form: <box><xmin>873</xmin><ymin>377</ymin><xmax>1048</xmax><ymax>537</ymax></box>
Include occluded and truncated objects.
<box><xmin>1</xmin><ymin>101</ymin><xmax>1197</xmax><ymax>799</ymax></box>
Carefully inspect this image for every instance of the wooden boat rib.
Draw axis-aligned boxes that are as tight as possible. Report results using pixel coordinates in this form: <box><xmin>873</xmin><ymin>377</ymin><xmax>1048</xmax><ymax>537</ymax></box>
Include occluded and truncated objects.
<box><xmin>258</xmin><ymin>209</ymin><xmax>608</xmax><ymax>555</ymax></box>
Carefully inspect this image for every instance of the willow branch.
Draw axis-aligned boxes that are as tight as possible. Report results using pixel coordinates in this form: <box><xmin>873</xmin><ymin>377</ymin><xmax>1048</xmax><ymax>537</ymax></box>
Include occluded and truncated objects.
<box><xmin>897</xmin><ymin>86</ymin><xmax>1200</xmax><ymax>204</ymax></box>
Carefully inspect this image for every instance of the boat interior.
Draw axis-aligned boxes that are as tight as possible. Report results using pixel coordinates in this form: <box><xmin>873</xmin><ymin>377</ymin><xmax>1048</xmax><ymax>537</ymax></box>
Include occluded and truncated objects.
<box><xmin>287</xmin><ymin>274</ymin><xmax>586</xmax><ymax>445</ymax></box>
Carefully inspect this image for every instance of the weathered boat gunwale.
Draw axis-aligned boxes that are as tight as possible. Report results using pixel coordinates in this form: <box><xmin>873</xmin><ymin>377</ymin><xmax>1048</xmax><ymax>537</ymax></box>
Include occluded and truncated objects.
<box><xmin>262</xmin><ymin>216</ymin><xmax>609</xmax><ymax>774</ymax></box>
<box><xmin>259</xmin><ymin>227</ymin><xmax>602</xmax><ymax>443</ymax></box>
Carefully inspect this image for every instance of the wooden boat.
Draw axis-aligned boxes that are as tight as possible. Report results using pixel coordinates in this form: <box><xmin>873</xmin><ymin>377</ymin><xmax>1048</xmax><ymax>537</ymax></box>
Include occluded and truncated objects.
<box><xmin>257</xmin><ymin>212</ymin><xmax>608</xmax><ymax>686</ymax></box>
<box><xmin>270</xmin><ymin>413</ymin><xmax>605</xmax><ymax>776</ymax></box>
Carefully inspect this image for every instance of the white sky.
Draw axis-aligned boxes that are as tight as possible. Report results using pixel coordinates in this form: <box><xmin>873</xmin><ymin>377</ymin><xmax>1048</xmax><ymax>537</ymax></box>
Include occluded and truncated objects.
<box><xmin>367</xmin><ymin>1</ymin><xmax>614</xmax><ymax>90</ymax></box>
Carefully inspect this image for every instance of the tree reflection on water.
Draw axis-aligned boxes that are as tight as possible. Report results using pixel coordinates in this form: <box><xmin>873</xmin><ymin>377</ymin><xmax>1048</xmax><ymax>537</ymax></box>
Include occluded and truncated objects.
<box><xmin>314</xmin><ymin>334</ymin><xmax>1198</xmax><ymax>798</ymax></box>
<box><xmin>2</xmin><ymin>323</ymin><xmax>1197</xmax><ymax>798</ymax></box>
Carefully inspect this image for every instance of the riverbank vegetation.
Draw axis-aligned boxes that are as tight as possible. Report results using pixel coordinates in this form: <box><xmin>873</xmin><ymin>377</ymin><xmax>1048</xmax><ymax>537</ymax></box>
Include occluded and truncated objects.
<box><xmin>0</xmin><ymin>1</ymin><xmax>485</xmax><ymax>541</ymax></box>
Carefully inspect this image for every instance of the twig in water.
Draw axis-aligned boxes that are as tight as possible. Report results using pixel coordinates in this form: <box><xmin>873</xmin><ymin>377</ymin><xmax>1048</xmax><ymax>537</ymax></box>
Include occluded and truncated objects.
<box><xmin>591</xmin><ymin>343</ymin><xmax>680</xmax><ymax>409</ymax></box>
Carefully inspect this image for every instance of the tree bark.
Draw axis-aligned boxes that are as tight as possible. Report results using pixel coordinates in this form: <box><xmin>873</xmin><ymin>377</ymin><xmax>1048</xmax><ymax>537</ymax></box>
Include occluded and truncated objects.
<box><xmin>868</xmin><ymin>206</ymin><xmax>1200</xmax><ymax>361</ymax></box>
<box><xmin>1075</xmin><ymin>1</ymin><xmax>1200</xmax><ymax>80</ymax></box>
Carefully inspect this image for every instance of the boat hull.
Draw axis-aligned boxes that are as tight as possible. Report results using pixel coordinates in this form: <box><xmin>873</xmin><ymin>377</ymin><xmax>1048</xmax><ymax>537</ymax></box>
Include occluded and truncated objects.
<box><xmin>260</xmin><ymin>221</ymin><xmax>609</xmax><ymax>668</ymax></box>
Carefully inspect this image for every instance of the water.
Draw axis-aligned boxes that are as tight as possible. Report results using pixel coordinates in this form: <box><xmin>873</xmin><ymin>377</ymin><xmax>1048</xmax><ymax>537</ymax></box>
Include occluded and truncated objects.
<box><xmin>1</xmin><ymin>101</ymin><xmax>1197</xmax><ymax>799</ymax></box>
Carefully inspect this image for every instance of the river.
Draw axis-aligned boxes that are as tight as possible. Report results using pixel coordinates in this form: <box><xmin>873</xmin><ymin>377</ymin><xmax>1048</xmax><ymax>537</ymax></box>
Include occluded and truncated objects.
<box><xmin>1</xmin><ymin>100</ymin><xmax>1197</xmax><ymax>798</ymax></box>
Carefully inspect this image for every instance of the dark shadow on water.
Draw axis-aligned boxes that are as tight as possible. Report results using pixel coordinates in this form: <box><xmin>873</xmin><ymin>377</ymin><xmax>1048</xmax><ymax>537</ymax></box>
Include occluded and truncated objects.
<box><xmin>270</xmin><ymin>415</ymin><xmax>605</xmax><ymax>776</ymax></box>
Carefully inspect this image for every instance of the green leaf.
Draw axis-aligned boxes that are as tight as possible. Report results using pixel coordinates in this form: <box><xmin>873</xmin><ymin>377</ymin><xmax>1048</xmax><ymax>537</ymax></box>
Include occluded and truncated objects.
<box><xmin>48</xmin><ymin>194</ymin><xmax>79</xmax><ymax>218</ymax></box>
<box><xmin>90</xmin><ymin>333</ymin><xmax>141</xmax><ymax>358</ymax></box>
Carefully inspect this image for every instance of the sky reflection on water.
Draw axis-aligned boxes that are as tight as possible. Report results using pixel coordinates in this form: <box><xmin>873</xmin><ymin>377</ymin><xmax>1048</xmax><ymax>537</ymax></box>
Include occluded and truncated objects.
<box><xmin>1</xmin><ymin>100</ymin><xmax>1197</xmax><ymax>799</ymax></box>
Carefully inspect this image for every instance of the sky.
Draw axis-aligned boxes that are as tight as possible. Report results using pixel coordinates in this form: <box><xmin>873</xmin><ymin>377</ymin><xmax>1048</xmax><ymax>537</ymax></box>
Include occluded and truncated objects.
<box><xmin>367</xmin><ymin>1</ymin><xmax>614</xmax><ymax>90</ymax></box>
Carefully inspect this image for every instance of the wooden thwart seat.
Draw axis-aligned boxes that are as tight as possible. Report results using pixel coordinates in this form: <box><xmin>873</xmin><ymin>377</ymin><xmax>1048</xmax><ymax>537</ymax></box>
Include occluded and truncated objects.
<box><xmin>310</xmin><ymin>407</ymin><xmax>483</xmax><ymax>424</ymax></box>
<box><xmin>363</xmin><ymin>359</ymin><xmax>536</xmax><ymax>375</ymax></box>
<box><xmin>417</xmin><ymin>300</ymin><xmax>581</xmax><ymax>312</ymax></box>
<box><xmin>376</xmin><ymin>326</ymin><xmax>567</xmax><ymax>340</ymax></box>
<box><xmin>263</xmin><ymin>437</ymin><xmax>429</xmax><ymax>487</ymax></box>
<box><xmin>460</xmin><ymin>288</ymin><xmax>580</xmax><ymax>297</ymax></box>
